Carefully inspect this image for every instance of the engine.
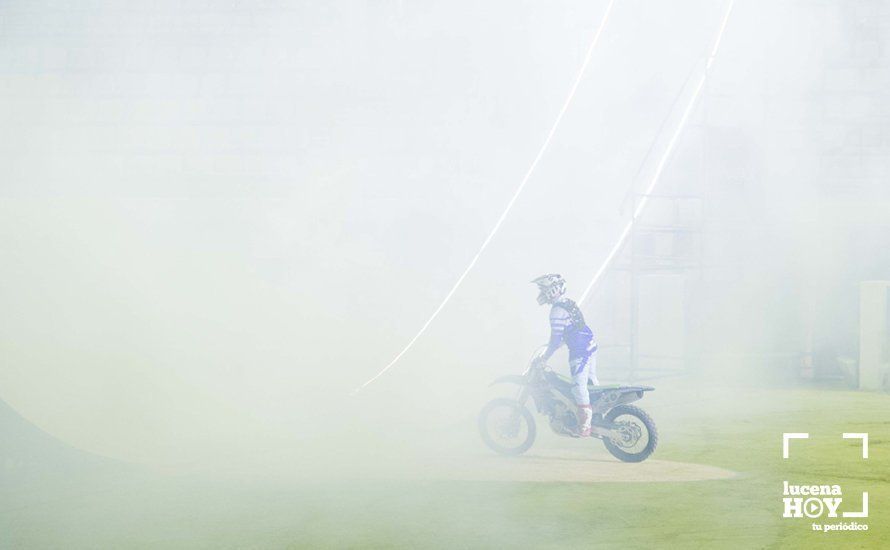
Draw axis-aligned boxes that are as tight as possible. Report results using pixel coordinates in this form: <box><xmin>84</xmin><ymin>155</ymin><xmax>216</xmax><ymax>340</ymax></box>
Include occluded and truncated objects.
<box><xmin>547</xmin><ymin>401</ymin><xmax>579</xmax><ymax>435</ymax></box>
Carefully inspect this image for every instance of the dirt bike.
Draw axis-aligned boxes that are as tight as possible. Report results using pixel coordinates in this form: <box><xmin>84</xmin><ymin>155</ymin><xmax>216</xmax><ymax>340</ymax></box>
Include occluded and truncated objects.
<box><xmin>478</xmin><ymin>353</ymin><xmax>658</xmax><ymax>462</ymax></box>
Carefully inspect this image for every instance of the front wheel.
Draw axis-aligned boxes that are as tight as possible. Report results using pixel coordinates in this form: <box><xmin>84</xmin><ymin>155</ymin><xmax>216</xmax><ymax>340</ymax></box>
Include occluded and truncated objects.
<box><xmin>478</xmin><ymin>398</ymin><xmax>536</xmax><ymax>456</ymax></box>
<box><xmin>601</xmin><ymin>404</ymin><xmax>658</xmax><ymax>463</ymax></box>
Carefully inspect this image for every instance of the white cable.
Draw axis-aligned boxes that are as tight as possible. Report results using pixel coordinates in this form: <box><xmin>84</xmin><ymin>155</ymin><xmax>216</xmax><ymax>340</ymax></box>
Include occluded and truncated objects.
<box><xmin>353</xmin><ymin>0</ymin><xmax>617</xmax><ymax>394</ymax></box>
<box><xmin>578</xmin><ymin>0</ymin><xmax>734</xmax><ymax>305</ymax></box>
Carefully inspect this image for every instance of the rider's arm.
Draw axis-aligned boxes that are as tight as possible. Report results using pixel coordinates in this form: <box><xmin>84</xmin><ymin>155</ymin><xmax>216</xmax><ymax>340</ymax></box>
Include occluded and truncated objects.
<box><xmin>540</xmin><ymin>306</ymin><xmax>570</xmax><ymax>362</ymax></box>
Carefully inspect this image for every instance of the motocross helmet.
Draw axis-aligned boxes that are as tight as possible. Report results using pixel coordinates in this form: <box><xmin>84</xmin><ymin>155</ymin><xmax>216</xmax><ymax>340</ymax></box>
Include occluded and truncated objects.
<box><xmin>531</xmin><ymin>273</ymin><xmax>566</xmax><ymax>305</ymax></box>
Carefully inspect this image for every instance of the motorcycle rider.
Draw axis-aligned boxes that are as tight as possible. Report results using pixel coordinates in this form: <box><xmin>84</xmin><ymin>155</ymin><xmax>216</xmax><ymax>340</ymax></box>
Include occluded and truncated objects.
<box><xmin>531</xmin><ymin>274</ymin><xmax>599</xmax><ymax>437</ymax></box>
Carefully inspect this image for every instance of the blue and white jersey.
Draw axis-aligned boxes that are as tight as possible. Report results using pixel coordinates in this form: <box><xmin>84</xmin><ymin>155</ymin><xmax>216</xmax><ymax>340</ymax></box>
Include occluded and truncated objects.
<box><xmin>544</xmin><ymin>298</ymin><xmax>596</xmax><ymax>360</ymax></box>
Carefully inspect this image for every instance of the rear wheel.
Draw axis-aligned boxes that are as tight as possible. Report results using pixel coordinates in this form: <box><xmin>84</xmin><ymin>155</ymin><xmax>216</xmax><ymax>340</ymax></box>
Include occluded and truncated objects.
<box><xmin>478</xmin><ymin>398</ymin><xmax>536</xmax><ymax>456</ymax></box>
<box><xmin>601</xmin><ymin>404</ymin><xmax>658</xmax><ymax>463</ymax></box>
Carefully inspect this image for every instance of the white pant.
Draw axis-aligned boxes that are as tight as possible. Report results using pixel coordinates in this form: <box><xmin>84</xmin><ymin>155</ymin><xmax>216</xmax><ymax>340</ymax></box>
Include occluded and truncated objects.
<box><xmin>569</xmin><ymin>353</ymin><xmax>598</xmax><ymax>406</ymax></box>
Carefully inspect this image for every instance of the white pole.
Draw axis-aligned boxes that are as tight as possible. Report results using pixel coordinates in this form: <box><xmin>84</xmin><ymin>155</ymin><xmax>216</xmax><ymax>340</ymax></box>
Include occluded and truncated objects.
<box><xmin>353</xmin><ymin>0</ymin><xmax>618</xmax><ymax>394</ymax></box>
<box><xmin>579</xmin><ymin>0</ymin><xmax>735</xmax><ymax>305</ymax></box>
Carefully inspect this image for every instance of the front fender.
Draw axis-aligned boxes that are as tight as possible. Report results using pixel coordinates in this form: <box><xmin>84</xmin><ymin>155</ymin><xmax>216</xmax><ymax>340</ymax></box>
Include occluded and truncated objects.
<box><xmin>488</xmin><ymin>374</ymin><xmax>528</xmax><ymax>387</ymax></box>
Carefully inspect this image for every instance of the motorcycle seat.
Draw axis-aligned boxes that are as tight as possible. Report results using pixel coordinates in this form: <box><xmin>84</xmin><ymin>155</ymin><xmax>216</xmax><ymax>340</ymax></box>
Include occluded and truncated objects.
<box><xmin>589</xmin><ymin>384</ymin><xmax>655</xmax><ymax>393</ymax></box>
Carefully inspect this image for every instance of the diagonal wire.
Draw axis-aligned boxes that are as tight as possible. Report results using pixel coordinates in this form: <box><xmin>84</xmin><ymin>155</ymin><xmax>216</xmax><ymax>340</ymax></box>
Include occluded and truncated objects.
<box><xmin>353</xmin><ymin>0</ymin><xmax>617</xmax><ymax>394</ymax></box>
<box><xmin>578</xmin><ymin>0</ymin><xmax>735</xmax><ymax>305</ymax></box>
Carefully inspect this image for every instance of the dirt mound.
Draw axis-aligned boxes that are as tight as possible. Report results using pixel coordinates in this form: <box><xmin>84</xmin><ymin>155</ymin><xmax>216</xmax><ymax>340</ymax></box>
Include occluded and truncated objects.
<box><xmin>352</xmin><ymin>447</ymin><xmax>736</xmax><ymax>483</ymax></box>
<box><xmin>438</xmin><ymin>450</ymin><xmax>737</xmax><ymax>483</ymax></box>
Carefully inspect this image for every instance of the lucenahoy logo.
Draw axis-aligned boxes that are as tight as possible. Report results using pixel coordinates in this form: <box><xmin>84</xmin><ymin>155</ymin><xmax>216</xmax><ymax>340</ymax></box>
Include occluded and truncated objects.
<box><xmin>781</xmin><ymin>481</ymin><xmax>866</xmax><ymax>519</ymax></box>
<box><xmin>781</xmin><ymin>433</ymin><xmax>869</xmax><ymax>532</ymax></box>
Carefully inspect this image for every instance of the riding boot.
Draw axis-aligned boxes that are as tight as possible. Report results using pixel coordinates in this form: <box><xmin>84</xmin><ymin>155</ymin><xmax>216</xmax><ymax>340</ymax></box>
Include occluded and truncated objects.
<box><xmin>577</xmin><ymin>404</ymin><xmax>593</xmax><ymax>437</ymax></box>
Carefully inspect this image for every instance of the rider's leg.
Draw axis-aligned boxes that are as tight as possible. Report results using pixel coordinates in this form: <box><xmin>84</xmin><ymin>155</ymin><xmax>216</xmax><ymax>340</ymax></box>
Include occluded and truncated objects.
<box><xmin>587</xmin><ymin>352</ymin><xmax>599</xmax><ymax>386</ymax></box>
<box><xmin>569</xmin><ymin>355</ymin><xmax>593</xmax><ymax>436</ymax></box>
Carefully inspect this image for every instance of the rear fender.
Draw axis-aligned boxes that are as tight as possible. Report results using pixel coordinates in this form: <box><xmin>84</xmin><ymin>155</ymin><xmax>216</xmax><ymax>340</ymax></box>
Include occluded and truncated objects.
<box><xmin>590</xmin><ymin>386</ymin><xmax>654</xmax><ymax>414</ymax></box>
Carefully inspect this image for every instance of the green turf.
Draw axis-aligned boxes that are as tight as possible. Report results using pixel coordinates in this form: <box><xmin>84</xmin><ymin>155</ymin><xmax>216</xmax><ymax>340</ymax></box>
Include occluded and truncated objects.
<box><xmin>1</xmin><ymin>388</ymin><xmax>887</xmax><ymax>548</ymax></box>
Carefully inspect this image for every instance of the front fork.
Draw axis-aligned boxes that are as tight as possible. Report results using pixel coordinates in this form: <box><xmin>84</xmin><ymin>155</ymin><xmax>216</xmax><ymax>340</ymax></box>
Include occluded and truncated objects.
<box><xmin>517</xmin><ymin>387</ymin><xmax>530</xmax><ymax>405</ymax></box>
